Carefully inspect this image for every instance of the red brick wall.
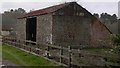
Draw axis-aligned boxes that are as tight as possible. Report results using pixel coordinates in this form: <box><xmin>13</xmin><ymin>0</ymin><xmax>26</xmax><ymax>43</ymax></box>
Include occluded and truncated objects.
<box><xmin>90</xmin><ymin>18</ymin><xmax>112</xmax><ymax>47</ymax></box>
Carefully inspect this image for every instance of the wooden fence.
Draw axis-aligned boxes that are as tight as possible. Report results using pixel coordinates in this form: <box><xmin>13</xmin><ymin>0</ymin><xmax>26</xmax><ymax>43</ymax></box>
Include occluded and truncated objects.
<box><xmin>2</xmin><ymin>37</ymin><xmax>120</xmax><ymax>67</ymax></box>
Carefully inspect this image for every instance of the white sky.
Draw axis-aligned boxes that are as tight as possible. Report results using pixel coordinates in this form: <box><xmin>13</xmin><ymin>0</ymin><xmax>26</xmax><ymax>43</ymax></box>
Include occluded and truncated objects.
<box><xmin>0</xmin><ymin>0</ymin><xmax>120</xmax><ymax>17</ymax></box>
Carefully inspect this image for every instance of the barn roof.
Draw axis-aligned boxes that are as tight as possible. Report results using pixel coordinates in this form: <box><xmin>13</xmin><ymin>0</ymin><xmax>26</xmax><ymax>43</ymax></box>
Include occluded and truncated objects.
<box><xmin>18</xmin><ymin>2</ymin><xmax>72</xmax><ymax>19</ymax></box>
<box><xmin>18</xmin><ymin>2</ymin><xmax>112</xmax><ymax>33</ymax></box>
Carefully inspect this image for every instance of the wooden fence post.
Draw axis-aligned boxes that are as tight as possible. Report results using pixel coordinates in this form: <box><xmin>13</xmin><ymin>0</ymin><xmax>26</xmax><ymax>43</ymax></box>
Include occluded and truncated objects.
<box><xmin>15</xmin><ymin>39</ymin><xmax>18</xmax><ymax>47</ymax></box>
<box><xmin>47</xmin><ymin>45</ymin><xmax>50</xmax><ymax>58</ymax></box>
<box><xmin>18</xmin><ymin>40</ymin><xmax>20</xmax><ymax>47</ymax></box>
<box><xmin>12</xmin><ymin>38</ymin><xmax>14</xmax><ymax>45</ymax></box>
<box><xmin>12</xmin><ymin>38</ymin><xmax>14</xmax><ymax>46</ymax></box>
<box><xmin>37</xmin><ymin>43</ymin><xmax>39</xmax><ymax>49</ymax></box>
<box><xmin>7</xmin><ymin>38</ymin><xmax>10</xmax><ymax>44</ymax></box>
<box><xmin>14</xmin><ymin>39</ymin><xmax>16</xmax><ymax>46</ymax></box>
<box><xmin>68</xmin><ymin>46</ymin><xmax>72</xmax><ymax>68</ymax></box>
<box><xmin>29</xmin><ymin>42</ymin><xmax>31</xmax><ymax>52</ymax></box>
<box><xmin>7</xmin><ymin>38</ymin><xmax>9</xmax><ymax>44</ymax></box>
<box><xmin>8</xmin><ymin>37</ymin><xmax>9</xmax><ymax>44</ymax></box>
<box><xmin>78</xmin><ymin>49</ymin><xmax>81</xmax><ymax>57</ymax></box>
<box><xmin>9</xmin><ymin>37</ymin><xmax>11</xmax><ymax>45</ymax></box>
<box><xmin>60</xmin><ymin>45</ymin><xmax>63</xmax><ymax>64</ymax></box>
<box><xmin>9</xmin><ymin>38</ymin><xmax>11</xmax><ymax>45</ymax></box>
<box><xmin>16</xmin><ymin>40</ymin><xmax>18</xmax><ymax>47</ymax></box>
<box><xmin>22</xmin><ymin>40</ymin><xmax>26</xmax><ymax>50</ymax></box>
<box><xmin>37</xmin><ymin>44</ymin><xmax>40</xmax><ymax>55</ymax></box>
<box><xmin>23</xmin><ymin>41</ymin><xmax>25</xmax><ymax>49</ymax></box>
<box><xmin>10</xmin><ymin>37</ymin><xmax>12</xmax><ymax>45</ymax></box>
<box><xmin>19</xmin><ymin>40</ymin><xmax>21</xmax><ymax>48</ymax></box>
<box><xmin>7</xmin><ymin>38</ymin><xmax>8</xmax><ymax>44</ymax></box>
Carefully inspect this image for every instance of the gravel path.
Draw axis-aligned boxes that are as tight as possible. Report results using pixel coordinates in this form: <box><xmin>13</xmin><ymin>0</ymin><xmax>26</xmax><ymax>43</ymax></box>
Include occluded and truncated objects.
<box><xmin>0</xmin><ymin>60</ymin><xmax>18</xmax><ymax>67</ymax></box>
<box><xmin>0</xmin><ymin>36</ymin><xmax>17</xmax><ymax>66</ymax></box>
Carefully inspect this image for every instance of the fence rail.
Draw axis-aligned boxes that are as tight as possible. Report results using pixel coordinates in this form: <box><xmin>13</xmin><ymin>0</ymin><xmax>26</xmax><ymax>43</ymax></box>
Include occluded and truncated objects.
<box><xmin>2</xmin><ymin>37</ymin><xmax>120</xmax><ymax>67</ymax></box>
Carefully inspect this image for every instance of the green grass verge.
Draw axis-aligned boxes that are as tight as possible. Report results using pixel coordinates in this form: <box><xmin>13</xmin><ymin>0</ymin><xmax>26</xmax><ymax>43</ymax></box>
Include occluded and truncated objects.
<box><xmin>2</xmin><ymin>44</ymin><xmax>57</xmax><ymax>66</ymax></box>
<box><xmin>82</xmin><ymin>48</ymin><xmax>112</xmax><ymax>53</ymax></box>
<box><xmin>0</xmin><ymin>45</ymin><xmax>2</xmax><ymax>59</ymax></box>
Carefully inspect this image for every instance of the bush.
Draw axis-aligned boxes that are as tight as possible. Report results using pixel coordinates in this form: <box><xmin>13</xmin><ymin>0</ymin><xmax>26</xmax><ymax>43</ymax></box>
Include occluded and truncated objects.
<box><xmin>111</xmin><ymin>34</ymin><xmax>120</xmax><ymax>54</ymax></box>
<box><xmin>111</xmin><ymin>34</ymin><xmax>120</xmax><ymax>45</ymax></box>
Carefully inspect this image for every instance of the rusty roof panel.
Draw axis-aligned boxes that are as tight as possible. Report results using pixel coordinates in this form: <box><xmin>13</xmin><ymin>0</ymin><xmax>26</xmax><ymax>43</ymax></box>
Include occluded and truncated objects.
<box><xmin>19</xmin><ymin>2</ymin><xmax>71</xmax><ymax>18</ymax></box>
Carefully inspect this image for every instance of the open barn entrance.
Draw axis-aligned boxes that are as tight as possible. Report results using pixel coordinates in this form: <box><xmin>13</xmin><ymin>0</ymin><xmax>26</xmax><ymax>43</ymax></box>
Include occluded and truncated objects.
<box><xmin>26</xmin><ymin>17</ymin><xmax>37</xmax><ymax>42</ymax></box>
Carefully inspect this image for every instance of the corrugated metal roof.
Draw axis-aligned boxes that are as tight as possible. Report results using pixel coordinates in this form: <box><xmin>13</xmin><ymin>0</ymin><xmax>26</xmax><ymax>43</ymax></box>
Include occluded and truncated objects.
<box><xmin>18</xmin><ymin>2</ymin><xmax>72</xmax><ymax>19</ymax></box>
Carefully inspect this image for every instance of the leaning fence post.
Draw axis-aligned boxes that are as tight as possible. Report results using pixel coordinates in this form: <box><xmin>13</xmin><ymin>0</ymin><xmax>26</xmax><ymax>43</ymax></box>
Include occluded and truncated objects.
<box><xmin>68</xmin><ymin>46</ymin><xmax>72</xmax><ymax>68</ymax></box>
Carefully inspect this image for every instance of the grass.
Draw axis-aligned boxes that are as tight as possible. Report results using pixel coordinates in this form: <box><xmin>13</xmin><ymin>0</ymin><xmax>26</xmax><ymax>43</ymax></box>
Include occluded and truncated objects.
<box><xmin>82</xmin><ymin>48</ymin><xmax>120</xmax><ymax>64</ymax></box>
<box><xmin>2</xmin><ymin>44</ymin><xmax>57</xmax><ymax>66</ymax></box>
<box><xmin>82</xmin><ymin>48</ymin><xmax>112</xmax><ymax>53</ymax></box>
<box><xmin>0</xmin><ymin>45</ymin><xmax>2</xmax><ymax>59</ymax></box>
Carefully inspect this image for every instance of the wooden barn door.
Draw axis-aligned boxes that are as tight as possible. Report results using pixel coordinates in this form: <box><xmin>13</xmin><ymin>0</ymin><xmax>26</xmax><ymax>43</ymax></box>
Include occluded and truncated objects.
<box><xmin>26</xmin><ymin>17</ymin><xmax>37</xmax><ymax>42</ymax></box>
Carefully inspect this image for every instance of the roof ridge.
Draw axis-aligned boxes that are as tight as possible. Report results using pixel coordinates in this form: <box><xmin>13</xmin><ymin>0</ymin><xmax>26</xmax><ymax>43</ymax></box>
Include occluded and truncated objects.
<box><xmin>18</xmin><ymin>2</ymin><xmax>77</xmax><ymax>19</ymax></box>
<box><xmin>30</xmin><ymin>1</ymin><xmax>76</xmax><ymax>12</ymax></box>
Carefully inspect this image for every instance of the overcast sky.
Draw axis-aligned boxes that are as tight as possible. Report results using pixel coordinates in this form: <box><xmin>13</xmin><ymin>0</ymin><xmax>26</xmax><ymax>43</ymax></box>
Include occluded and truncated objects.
<box><xmin>0</xmin><ymin>0</ymin><xmax>119</xmax><ymax>18</ymax></box>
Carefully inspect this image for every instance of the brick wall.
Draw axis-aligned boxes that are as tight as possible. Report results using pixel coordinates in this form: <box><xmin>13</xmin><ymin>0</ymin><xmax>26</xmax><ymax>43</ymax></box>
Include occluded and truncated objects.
<box><xmin>90</xmin><ymin>19</ymin><xmax>112</xmax><ymax>47</ymax></box>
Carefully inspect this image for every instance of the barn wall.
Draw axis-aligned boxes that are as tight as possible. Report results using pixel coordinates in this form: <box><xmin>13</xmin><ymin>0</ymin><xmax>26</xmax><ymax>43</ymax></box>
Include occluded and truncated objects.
<box><xmin>52</xmin><ymin>2</ymin><xmax>92</xmax><ymax>47</ymax></box>
<box><xmin>54</xmin><ymin>2</ymin><xmax>92</xmax><ymax>17</ymax></box>
<box><xmin>16</xmin><ymin>18</ymin><xmax>26</xmax><ymax>41</ymax></box>
<box><xmin>37</xmin><ymin>14</ymin><xmax>53</xmax><ymax>44</ymax></box>
<box><xmin>52</xmin><ymin>15</ymin><xmax>91</xmax><ymax>47</ymax></box>
<box><xmin>90</xmin><ymin>19</ymin><xmax>112</xmax><ymax>48</ymax></box>
<box><xmin>16</xmin><ymin>2</ymin><xmax>112</xmax><ymax>48</ymax></box>
<box><xmin>51</xmin><ymin>2</ymin><xmax>111</xmax><ymax>47</ymax></box>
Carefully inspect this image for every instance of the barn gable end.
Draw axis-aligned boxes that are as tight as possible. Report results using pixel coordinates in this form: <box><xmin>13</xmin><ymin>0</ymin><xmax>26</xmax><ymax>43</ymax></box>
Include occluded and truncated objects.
<box><xmin>17</xmin><ymin>2</ymin><xmax>112</xmax><ymax>48</ymax></box>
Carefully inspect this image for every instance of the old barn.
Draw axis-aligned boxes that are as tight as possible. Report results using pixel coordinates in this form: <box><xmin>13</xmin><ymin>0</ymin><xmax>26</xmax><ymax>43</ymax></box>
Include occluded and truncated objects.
<box><xmin>17</xmin><ymin>2</ymin><xmax>112</xmax><ymax>48</ymax></box>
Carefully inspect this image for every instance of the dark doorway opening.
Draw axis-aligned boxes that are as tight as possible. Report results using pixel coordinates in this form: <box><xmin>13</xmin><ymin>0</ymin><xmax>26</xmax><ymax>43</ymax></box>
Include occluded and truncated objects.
<box><xmin>26</xmin><ymin>17</ymin><xmax>37</xmax><ymax>42</ymax></box>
